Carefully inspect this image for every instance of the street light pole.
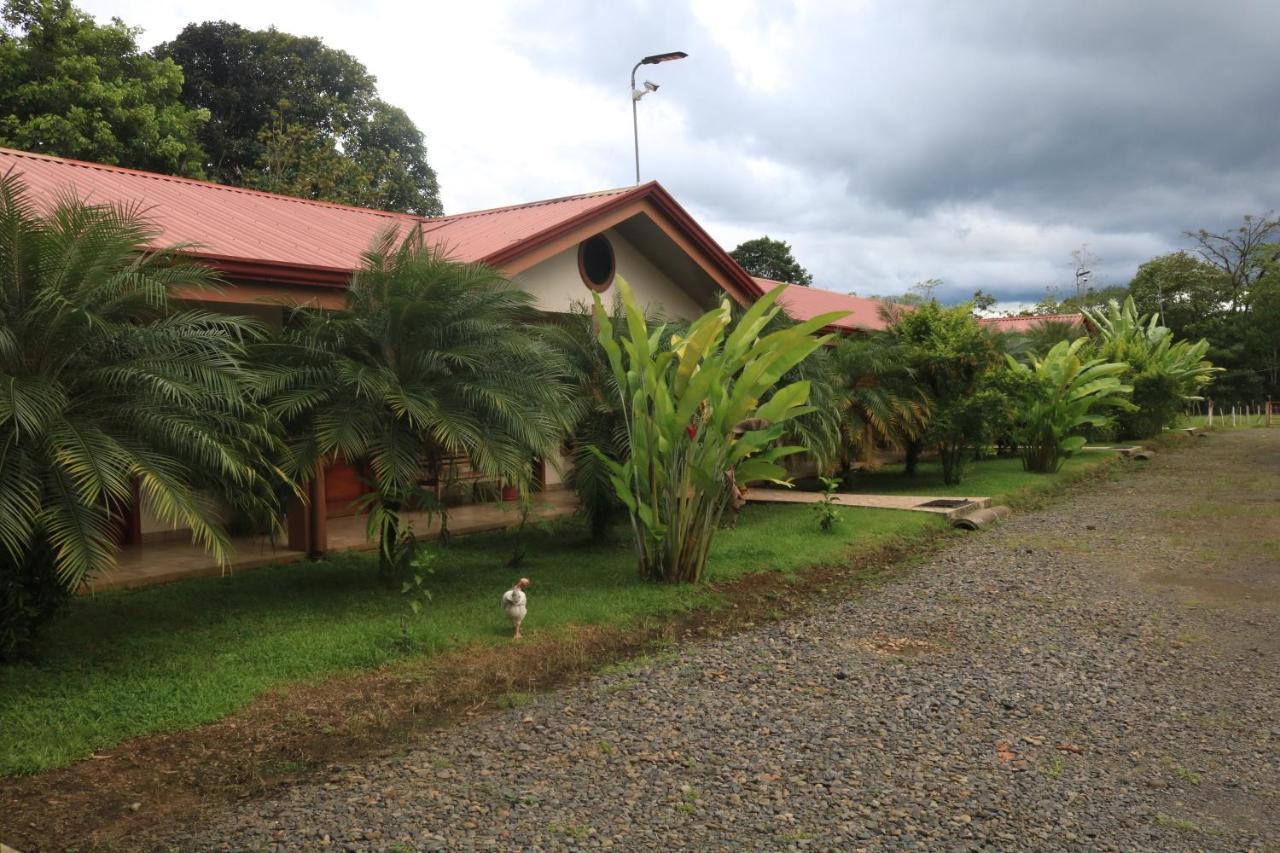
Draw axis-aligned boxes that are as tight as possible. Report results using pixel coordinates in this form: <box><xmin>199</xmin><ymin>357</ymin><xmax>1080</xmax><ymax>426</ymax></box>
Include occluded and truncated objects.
<box><xmin>630</xmin><ymin>59</ymin><xmax>643</xmax><ymax>185</ymax></box>
<box><xmin>630</xmin><ymin>51</ymin><xmax>687</xmax><ymax>185</ymax></box>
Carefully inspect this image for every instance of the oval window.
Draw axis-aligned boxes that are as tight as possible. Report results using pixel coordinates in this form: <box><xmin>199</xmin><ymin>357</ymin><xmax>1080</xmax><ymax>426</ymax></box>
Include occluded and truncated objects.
<box><xmin>577</xmin><ymin>234</ymin><xmax>615</xmax><ymax>292</ymax></box>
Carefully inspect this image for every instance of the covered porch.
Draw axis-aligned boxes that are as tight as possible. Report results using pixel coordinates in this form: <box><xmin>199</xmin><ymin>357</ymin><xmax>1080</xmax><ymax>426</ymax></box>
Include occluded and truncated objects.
<box><xmin>89</xmin><ymin>490</ymin><xmax>579</xmax><ymax>593</ymax></box>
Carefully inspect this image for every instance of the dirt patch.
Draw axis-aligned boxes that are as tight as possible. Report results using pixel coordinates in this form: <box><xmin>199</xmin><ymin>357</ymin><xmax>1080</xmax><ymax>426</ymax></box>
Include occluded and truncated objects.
<box><xmin>843</xmin><ymin>633</ymin><xmax>950</xmax><ymax>657</ymax></box>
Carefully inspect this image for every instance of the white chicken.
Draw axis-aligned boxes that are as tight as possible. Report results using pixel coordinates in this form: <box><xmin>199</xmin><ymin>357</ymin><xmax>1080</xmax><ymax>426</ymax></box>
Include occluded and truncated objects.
<box><xmin>502</xmin><ymin>578</ymin><xmax>531</xmax><ymax>639</ymax></box>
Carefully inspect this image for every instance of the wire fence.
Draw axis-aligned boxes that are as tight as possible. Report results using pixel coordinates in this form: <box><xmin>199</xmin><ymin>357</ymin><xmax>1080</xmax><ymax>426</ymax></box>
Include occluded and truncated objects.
<box><xmin>1183</xmin><ymin>400</ymin><xmax>1276</xmax><ymax>428</ymax></box>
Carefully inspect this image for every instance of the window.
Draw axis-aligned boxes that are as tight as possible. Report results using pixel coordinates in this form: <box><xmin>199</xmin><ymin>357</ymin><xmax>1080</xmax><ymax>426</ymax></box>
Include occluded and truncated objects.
<box><xmin>577</xmin><ymin>234</ymin><xmax>615</xmax><ymax>292</ymax></box>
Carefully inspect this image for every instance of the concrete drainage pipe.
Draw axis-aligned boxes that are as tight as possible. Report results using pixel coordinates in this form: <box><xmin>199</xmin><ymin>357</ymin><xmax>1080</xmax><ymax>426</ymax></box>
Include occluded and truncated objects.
<box><xmin>950</xmin><ymin>505</ymin><xmax>1012</xmax><ymax>531</ymax></box>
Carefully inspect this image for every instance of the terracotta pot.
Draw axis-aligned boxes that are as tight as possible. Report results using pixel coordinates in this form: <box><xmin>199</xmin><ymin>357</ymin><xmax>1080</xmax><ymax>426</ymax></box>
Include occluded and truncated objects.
<box><xmin>502</xmin><ymin>484</ymin><xmax>520</xmax><ymax>501</ymax></box>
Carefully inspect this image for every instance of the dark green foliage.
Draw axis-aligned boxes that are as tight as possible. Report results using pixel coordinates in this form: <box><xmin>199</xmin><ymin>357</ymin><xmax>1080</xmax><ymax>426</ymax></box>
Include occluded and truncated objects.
<box><xmin>258</xmin><ymin>229</ymin><xmax>571</xmax><ymax>579</ymax></box>
<box><xmin>1121</xmin><ymin>215</ymin><xmax>1279</xmax><ymax>405</ymax></box>
<box><xmin>828</xmin><ymin>335</ymin><xmax>929</xmax><ymax>474</ymax></box>
<box><xmin>1083</xmin><ymin>297</ymin><xmax>1218</xmax><ymax>440</ymax></box>
<box><xmin>155</xmin><ymin>21</ymin><xmax>442</xmax><ymax>215</ymax></box>
<box><xmin>1128</xmin><ymin>251</ymin><xmax>1229</xmax><ymax>335</ymax></box>
<box><xmin>0</xmin><ymin>540</ymin><xmax>64</xmax><ymax>662</ymax></box>
<box><xmin>539</xmin><ymin>300</ymin><xmax>637</xmax><ymax>541</ymax></box>
<box><xmin>0</xmin><ymin>172</ymin><xmax>285</xmax><ymax>660</ymax></box>
<box><xmin>1005</xmin><ymin>340</ymin><xmax>1132</xmax><ymax>474</ymax></box>
<box><xmin>0</xmin><ymin>0</ymin><xmax>208</xmax><ymax>176</ymax></box>
<box><xmin>889</xmin><ymin>302</ymin><xmax>1003</xmax><ymax>484</ymax></box>
<box><xmin>729</xmin><ymin>236</ymin><xmax>814</xmax><ymax>286</ymax></box>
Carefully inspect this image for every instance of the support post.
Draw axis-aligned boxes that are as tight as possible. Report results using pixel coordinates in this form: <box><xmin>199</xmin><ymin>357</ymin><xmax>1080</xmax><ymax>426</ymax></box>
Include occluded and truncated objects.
<box><xmin>286</xmin><ymin>465</ymin><xmax>328</xmax><ymax>557</ymax></box>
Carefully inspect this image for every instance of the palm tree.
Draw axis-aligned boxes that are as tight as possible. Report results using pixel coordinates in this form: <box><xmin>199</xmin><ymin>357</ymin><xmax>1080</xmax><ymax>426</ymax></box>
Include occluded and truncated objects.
<box><xmin>539</xmin><ymin>300</ymin><xmax>633</xmax><ymax>541</ymax></box>
<box><xmin>0</xmin><ymin>173</ymin><xmax>284</xmax><ymax>660</ymax></box>
<box><xmin>828</xmin><ymin>335</ymin><xmax>929</xmax><ymax>476</ymax></box>
<box><xmin>999</xmin><ymin>320</ymin><xmax>1088</xmax><ymax>363</ymax></box>
<box><xmin>261</xmin><ymin>229</ymin><xmax>573</xmax><ymax>577</ymax></box>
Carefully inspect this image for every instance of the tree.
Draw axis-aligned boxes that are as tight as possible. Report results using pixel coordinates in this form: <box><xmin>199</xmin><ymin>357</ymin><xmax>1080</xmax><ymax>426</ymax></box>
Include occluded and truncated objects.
<box><xmin>729</xmin><ymin>236</ymin><xmax>814</xmax><ymax>286</ymax></box>
<box><xmin>888</xmin><ymin>302</ymin><xmax>1003</xmax><ymax>484</ymax></box>
<box><xmin>908</xmin><ymin>278</ymin><xmax>943</xmax><ymax>304</ymax></box>
<box><xmin>1127</xmin><ymin>251</ymin><xmax>1228</xmax><ymax>337</ymax></box>
<box><xmin>261</xmin><ymin>229</ymin><xmax>570</xmax><ymax>579</ymax></box>
<box><xmin>828</xmin><ymin>335</ymin><xmax>929</xmax><ymax>472</ymax></box>
<box><xmin>971</xmin><ymin>289</ymin><xmax>998</xmax><ymax>313</ymax></box>
<box><xmin>0</xmin><ymin>0</ymin><xmax>208</xmax><ymax>176</ymax></box>
<box><xmin>594</xmin><ymin>278</ymin><xmax>839</xmax><ymax>583</ymax></box>
<box><xmin>1187</xmin><ymin>213</ymin><xmax>1280</xmax><ymax>312</ymax></box>
<box><xmin>1006</xmin><ymin>339</ymin><xmax>1132</xmax><ymax>473</ymax></box>
<box><xmin>155</xmin><ymin>21</ymin><xmax>442</xmax><ymax>215</ymax></box>
<box><xmin>0</xmin><ymin>172</ymin><xmax>284</xmax><ymax>660</ymax></box>
<box><xmin>1034</xmin><ymin>283</ymin><xmax>1129</xmax><ymax>315</ymax></box>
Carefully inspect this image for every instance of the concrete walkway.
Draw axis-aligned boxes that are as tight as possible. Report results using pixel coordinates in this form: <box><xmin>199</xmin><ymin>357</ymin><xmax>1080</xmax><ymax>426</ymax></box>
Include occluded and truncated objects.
<box><xmin>746</xmin><ymin>487</ymin><xmax>991</xmax><ymax>517</ymax></box>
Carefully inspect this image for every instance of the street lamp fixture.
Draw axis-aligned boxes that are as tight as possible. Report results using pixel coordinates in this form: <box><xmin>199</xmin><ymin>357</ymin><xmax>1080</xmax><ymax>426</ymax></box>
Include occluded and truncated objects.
<box><xmin>631</xmin><ymin>51</ymin><xmax>687</xmax><ymax>184</ymax></box>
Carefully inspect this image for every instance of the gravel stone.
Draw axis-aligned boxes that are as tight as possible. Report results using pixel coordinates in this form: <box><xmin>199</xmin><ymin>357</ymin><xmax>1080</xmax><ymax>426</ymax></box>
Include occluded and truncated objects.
<box><xmin>156</xmin><ymin>432</ymin><xmax>1279</xmax><ymax>851</ymax></box>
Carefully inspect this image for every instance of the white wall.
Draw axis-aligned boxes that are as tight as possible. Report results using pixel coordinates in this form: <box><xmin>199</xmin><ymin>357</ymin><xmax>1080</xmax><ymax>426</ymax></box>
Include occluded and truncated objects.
<box><xmin>514</xmin><ymin>228</ymin><xmax>705</xmax><ymax>321</ymax></box>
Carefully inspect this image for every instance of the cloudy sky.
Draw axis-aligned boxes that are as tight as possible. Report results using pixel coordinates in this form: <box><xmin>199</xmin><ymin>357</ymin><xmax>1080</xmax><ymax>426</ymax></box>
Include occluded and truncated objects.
<box><xmin>84</xmin><ymin>0</ymin><xmax>1280</xmax><ymax>306</ymax></box>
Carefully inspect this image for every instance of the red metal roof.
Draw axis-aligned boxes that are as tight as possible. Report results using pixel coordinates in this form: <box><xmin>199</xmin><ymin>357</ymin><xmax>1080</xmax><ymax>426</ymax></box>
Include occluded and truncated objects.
<box><xmin>0</xmin><ymin>146</ymin><xmax>650</xmax><ymax>286</ymax></box>
<box><xmin>978</xmin><ymin>313</ymin><xmax>1086</xmax><ymax>334</ymax></box>
<box><xmin>753</xmin><ymin>277</ymin><xmax>897</xmax><ymax>332</ymax></box>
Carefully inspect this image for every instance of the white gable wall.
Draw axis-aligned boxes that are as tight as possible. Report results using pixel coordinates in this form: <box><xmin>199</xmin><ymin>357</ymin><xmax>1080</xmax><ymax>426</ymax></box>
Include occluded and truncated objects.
<box><xmin>513</xmin><ymin>226</ymin><xmax>705</xmax><ymax>321</ymax></box>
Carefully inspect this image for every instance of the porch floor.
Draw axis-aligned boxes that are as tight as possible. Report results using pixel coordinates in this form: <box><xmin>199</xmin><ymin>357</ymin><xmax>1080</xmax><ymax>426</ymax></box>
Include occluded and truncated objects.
<box><xmin>88</xmin><ymin>490</ymin><xmax>579</xmax><ymax>593</ymax></box>
<box><xmin>324</xmin><ymin>489</ymin><xmax>579</xmax><ymax>552</ymax></box>
<box><xmin>87</xmin><ymin>535</ymin><xmax>307</xmax><ymax>593</ymax></box>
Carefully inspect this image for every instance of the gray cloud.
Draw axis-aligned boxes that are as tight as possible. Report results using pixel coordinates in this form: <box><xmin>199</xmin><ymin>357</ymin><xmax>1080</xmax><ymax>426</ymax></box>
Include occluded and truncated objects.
<box><xmin>514</xmin><ymin>0</ymin><xmax>1280</xmax><ymax>304</ymax></box>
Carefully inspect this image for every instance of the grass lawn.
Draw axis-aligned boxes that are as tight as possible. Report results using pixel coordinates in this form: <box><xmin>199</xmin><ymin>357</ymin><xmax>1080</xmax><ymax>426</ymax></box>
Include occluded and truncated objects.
<box><xmin>841</xmin><ymin>451</ymin><xmax>1112</xmax><ymax>505</ymax></box>
<box><xmin>0</xmin><ymin>452</ymin><xmax>1113</xmax><ymax>776</ymax></box>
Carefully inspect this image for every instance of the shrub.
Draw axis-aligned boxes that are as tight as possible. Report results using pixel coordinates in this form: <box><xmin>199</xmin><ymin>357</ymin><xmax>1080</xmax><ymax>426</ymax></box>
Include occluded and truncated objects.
<box><xmin>1006</xmin><ymin>339</ymin><xmax>1133</xmax><ymax>473</ymax></box>
<box><xmin>812</xmin><ymin>477</ymin><xmax>842</xmax><ymax>532</ymax></box>
<box><xmin>594</xmin><ymin>278</ymin><xmax>841</xmax><ymax>583</ymax></box>
<box><xmin>1083</xmin><ymin>297</ymin><xmax>1218</xmax><ymax>439</ymax></box>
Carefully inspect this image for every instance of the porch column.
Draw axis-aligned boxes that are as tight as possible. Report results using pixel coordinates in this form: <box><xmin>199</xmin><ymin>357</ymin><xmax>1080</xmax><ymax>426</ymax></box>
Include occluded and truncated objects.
<box><xmin>122</xmin><ymin>479</ymin><xmax>143</xmax><ymax>546</ymax></box>
<box><xmin>286</xmin><ymin>465</ymin><xmax>327</xmax><ymax>557</ymax></box>
<box><xmin>309</xmin><ymin>463</ymin><xmax>327</xmax><ymax>556</ymax></box>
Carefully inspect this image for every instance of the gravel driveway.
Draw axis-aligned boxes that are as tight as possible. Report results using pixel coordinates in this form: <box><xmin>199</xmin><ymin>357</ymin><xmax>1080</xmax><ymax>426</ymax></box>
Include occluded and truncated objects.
<box><xmin>159</xmin><ymin>431</ymin><xmax>1279</xmax><ymax>851</ymax></box>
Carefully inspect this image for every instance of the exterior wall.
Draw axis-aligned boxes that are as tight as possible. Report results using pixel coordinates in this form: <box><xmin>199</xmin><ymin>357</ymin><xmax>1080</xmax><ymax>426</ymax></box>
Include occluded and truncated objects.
<box><xmin>138</xmin><ymin>493</ymin><xmax>231</xmax><ymax>541</ymax></box>
<box><xmin>514</xmin><ymin>228</ymin><xmax>704</xmax><ymax>321</ymax></box>
<box><xmin>543</xmin><ymin>448</ymin><xmax>572</xmax><ymax>488</ymax></box>
<box><xmin>183</xmin><ymin>298</ymin><xmax>286</xmax><ymax>331</ymax></box>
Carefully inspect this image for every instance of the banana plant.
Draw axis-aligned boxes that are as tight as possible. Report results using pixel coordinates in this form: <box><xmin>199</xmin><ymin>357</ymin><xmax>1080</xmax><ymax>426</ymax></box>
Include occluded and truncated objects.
<box><xmin>1083</xmin><ymin>297</ymin><xmax>1219</xmax><ymax>438</ymax></box>
<box><xmin>1006</xmin><ymin>338</ymin><xmax>1133</xmax><ymax>473</ymax></box>
<box><xmin>593</xmin><ymin>278</ymin><xmax>845</xmax><ymax>583</ymax></box>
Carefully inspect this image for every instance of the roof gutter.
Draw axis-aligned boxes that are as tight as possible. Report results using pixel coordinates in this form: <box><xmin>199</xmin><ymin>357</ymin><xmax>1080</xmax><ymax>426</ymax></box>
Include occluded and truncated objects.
<box><xmin>191</xmin><ymin>253</ymin><xmax>354</xmax><ymax>289</ymax></box>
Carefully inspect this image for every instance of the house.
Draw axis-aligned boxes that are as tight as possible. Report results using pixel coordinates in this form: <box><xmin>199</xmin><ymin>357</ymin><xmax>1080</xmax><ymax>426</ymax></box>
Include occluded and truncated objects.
<box><xmin>1</xmin><ymin>146</ymin><xmax>774</xmax><ymax>580</ymax></box>
<box><xmin>750</xmin><ymin>277</ymin><xmax>901</xmax><ymax>333</ymax></box>
<box><xmin>977</xmin><ymin>313</ymin><xmax>1089</xmax><ymax>335</ymax></box>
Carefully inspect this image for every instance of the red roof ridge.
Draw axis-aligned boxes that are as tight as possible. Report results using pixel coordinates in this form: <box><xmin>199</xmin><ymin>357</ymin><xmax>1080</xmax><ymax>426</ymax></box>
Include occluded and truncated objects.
<box><xmin>0</xmin><ymin>145</ymin><xmax>423</xmax><ymax>222</ymax></box>
<box><xmin>422</xmin><ymin>183</ymin><xmax>649</xmax><ymax>229</ymax></box>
